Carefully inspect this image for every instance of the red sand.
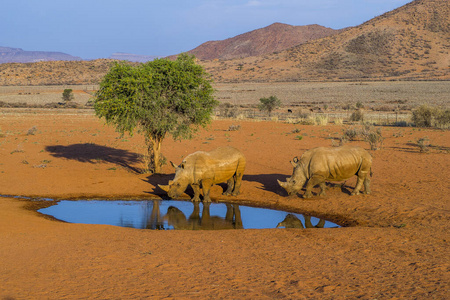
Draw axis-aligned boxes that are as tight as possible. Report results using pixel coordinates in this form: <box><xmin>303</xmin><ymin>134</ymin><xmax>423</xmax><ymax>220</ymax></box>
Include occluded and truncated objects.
<box><xmin>0</xmin><ymin>111</ymin><xmax>448</xmax><ymax>299</ymax></box>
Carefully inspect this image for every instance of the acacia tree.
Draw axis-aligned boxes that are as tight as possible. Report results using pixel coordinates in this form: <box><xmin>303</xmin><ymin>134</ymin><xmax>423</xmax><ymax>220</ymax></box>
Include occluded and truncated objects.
<box><xmin>258</xmin><ymin>95</ymin><xmax>281</xmax><ymax>117</ymax></box>
<box><xmin>94</xmin><ymin>54</ymin><xmax>218</xmax><ymax>173</ymax></box>
<box><xmin>62</xmin><ymin>89</ymin><xmax>74</xmax><ymax>102</ymax></box>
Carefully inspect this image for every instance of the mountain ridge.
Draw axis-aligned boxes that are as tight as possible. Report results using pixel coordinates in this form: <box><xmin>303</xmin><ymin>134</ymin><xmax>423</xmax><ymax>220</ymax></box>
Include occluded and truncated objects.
<box><xmin>185</xmin><ymin>23</ymin><xmax>343</xmax><ymax>60</ymax></box>
<box><xmin>0</xmin><ymin>46</ymin><xmax>81</xmax><ymax>63</ymax></box>
<box><xmin>0</xmin><ymin>0</ymin><xmax>448</xmax><ymax>85</ymax></box>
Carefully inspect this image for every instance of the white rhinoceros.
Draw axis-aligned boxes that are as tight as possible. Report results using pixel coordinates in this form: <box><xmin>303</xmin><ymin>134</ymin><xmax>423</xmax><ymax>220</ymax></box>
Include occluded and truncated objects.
<box><xmin>278</xmin><ymin>146</ymin><xmax>372</xmax><ymax>198</ymax></box>
<box><xmin>159</xmin><ymin>146</ymin><xmax>246</xmax><ymax>202</ymax></box>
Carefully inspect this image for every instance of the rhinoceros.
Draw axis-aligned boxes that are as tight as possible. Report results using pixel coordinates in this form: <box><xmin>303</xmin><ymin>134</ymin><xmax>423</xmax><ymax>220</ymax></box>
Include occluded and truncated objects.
<box><xmin>277</xmin><ymin>146</ymin><xmax>372</xmax><ymax>198</ymax></box>
<box><xmin>158</xmin><ymin>146</ymin><xmax>246</xmax><ymax>202</ymax></box>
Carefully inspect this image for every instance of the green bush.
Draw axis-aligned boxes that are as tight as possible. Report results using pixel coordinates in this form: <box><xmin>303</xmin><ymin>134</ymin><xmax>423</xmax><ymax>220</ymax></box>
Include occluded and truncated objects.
<box><xmin>62</xmin><ymin>89</ymin><xmax>74</xmax><ymax>102</ymax></box>
<box><xmin>258</xmin><ymin>96</ymin><xmax>281</xmax><ymax>117</ymax></box>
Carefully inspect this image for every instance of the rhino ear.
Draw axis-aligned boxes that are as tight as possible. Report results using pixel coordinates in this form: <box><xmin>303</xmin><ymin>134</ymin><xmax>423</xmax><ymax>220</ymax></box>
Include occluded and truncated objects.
<box><xmin>293</xmin><ymin>157</ymin><xmax>299</xmax><ymax>163</ymax></box>
<box><xmin>158</xmin><ymin>184</ymin><xmax>170</xmax><ymax>192</ymax></box>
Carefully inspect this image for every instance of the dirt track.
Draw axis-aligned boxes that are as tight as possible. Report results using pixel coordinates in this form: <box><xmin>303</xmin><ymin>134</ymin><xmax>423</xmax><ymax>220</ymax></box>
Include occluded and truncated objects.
<box><xmin>0</xmin><ymin>111</ymin><xmax>448</xmax><ymax>299</ymax></box>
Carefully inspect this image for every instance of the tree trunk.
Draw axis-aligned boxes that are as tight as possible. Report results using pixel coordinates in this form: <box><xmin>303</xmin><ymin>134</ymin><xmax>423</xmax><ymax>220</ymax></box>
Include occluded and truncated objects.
<box><xmin>146</xmin><ymin>134</ymin><xmax>163</xmax><ymax>174</ymax></box>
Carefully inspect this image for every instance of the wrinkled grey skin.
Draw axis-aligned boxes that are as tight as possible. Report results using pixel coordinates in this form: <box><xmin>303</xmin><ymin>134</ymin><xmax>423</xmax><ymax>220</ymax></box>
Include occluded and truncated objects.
<box><xmin>278</xmin><ymin>146</ymin><xmax>372</xmax><ymax>198</ymax></box>
<box><xmin>159</xmin><ymin>146</ymin><xmax>246</xmax><ymax>203</ymax></box>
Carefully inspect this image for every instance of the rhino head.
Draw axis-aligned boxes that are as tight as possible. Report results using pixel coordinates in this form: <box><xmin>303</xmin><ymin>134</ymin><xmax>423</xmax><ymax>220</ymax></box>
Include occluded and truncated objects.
<box><xmin>158</xmin><ymin>161</ymin><xmax>191</xmax><ymax>199</ymax></box>
<box><xmin>277</xmin><ymin>157</ymin><xmax>307</xmax><ymax>196</ymax></box>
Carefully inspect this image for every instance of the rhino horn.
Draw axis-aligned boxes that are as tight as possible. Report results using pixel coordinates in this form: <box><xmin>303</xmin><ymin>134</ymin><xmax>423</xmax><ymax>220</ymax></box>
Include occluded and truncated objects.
<box><xmin>158</xmin><ymin>184</ymin><xmax>170</xmax><ymax>192</ymax></box>
<box><xmin>277</xmin><ymin>179</ymin><xmax>287</xmax><ymax>188</ymax></box>
<box><xmin>170</xmin><ymin>161</ymin><xmax>178</xmax><ymax>169</ymax></box>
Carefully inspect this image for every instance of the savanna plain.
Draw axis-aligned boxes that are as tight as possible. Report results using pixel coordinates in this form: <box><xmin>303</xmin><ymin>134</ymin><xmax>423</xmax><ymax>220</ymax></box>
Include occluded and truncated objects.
<box><xmin>0</xmin><ymin>81</ymin><xmax>449</xmax><ymax>299</ymax></box>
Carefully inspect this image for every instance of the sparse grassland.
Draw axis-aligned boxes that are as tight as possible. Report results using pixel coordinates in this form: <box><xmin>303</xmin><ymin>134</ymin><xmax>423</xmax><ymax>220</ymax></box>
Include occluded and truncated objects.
<box><xmin>1</xmin><ymin>81</ymin><xmax>449</xmax><ymax>127</ymax></box>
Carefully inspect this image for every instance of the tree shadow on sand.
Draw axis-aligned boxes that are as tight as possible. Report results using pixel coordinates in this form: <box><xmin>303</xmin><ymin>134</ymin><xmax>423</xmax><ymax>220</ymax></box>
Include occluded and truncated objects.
<box><xmin>45</xmin><ymin>143</ymin><xmax>142</xmax><ymax>173</ymax></box>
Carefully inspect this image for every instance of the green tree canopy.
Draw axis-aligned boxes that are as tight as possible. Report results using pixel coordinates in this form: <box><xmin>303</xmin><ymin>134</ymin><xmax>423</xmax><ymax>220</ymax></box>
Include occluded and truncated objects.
<box><xmin>62</xmin><ymin>89</ymin><xmax>74</xmax><ymax>102</ymax></box>
<box><xmin>258</xmin><ymin>95</ymin><xmax>281</xmax><ymax>116</ymax></box>
<box><xmin>94</xmin><ymin>54</ymin><xmax>218</xmax><ymax>173</ymax></box>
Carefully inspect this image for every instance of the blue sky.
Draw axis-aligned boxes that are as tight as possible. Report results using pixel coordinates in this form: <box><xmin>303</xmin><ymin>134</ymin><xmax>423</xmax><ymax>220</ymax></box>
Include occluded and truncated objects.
<box><xmin>1</xmin><ymin>0</ymin><xmax>412</xmax><ymax>59</ymax></box>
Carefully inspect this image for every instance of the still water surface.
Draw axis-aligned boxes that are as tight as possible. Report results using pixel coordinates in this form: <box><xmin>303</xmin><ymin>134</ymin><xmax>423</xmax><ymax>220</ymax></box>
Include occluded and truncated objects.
<box><xmin>39</xmin><ymin>199</ymin><xmax>340</xmax><ymax>230</ymax></box>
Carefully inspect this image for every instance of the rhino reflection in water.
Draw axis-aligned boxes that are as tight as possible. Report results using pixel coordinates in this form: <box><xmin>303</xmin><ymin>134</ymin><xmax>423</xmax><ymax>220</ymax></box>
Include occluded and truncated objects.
<box><xmin>164</xmin><ymin>202</ymin><xmax>243</xmax><ymax>230</ymax></box>
<box><xmin>276</xmin><ymin>214</ymin><xmax>326</xmax><ymax>229</ymax></box>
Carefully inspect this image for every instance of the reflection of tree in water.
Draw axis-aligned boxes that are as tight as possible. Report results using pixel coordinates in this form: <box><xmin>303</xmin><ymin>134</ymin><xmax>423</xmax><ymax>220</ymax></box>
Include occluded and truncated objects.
<box><xmin>144</xmin><ymin>201</ymin><xmax>243</xmax><ymax>230</ymax></box>
<box><xmin>142</xmin><ymin>200</ymin><xmax>165</xmax><ymax>230</ymax></box>
<box><xmin>276</xmin><ymin>214</ymin><xmax>326</xmax><ymax>229</ymax></box>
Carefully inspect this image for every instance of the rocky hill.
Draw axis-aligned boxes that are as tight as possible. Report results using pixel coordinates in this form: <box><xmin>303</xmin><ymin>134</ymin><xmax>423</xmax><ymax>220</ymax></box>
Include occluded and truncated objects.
<box><xmin>0</xmin><ymin>47</ymin><xmax>81</xmax><ymax>64</ymax></box>
<box><xmin>202</xmin><ymin>0</ymin><xmax>449</xmax><ymax>82</ymax></box>
<box><xmin>186</xmin><ymin>23</ymin><xmax>341</xmax><ymax>60</ymax></box>
<box><xmin>0</xmin><ymin>60</ymin><xmax>112</xmax><ymax>85</ymax></box>
<box><xmin>0</xmin><ymin>0</ymin><xmax>447</xmax><ymax>85</ymax></box>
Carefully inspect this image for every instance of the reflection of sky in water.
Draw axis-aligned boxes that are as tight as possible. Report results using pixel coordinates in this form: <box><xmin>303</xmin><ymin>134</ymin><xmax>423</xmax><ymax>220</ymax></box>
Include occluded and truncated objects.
<box><xmin>39</xmin><ymin>200</ymin><xmax>339</xmax><ymax>230</ymax></box>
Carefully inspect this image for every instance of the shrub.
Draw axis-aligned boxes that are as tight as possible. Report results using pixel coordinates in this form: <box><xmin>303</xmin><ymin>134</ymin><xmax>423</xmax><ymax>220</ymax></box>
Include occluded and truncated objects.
<box><xmin>342</xmin><ymin>126</ymin><xmax>360</xmax><ymax>141</ymax></box>
<box><xmin>218</xmin><ymin>102</ymin><xmax>238</xmax><ymax>118</ymax></box>
<box><xmin>416</xmin><ymin>137</ymin><xmax>430</xmax><ymax>152</ymax></box>
<box><xmin>258</xmin><ymin>96</ymin><xmax>281</xmax><ymax>117</ymax></box>
<box><xmin>412</xmin><ymin>105</ymin><xmax>450</xmax><ymax>128</ymax></box>
<box><xmin>315</xmin><ymin>115</ymin><xmax>328</xmax><ymax>126</ymax></box>
<box><xmin>27</xmin><ymin>126</ymin><xmax>38</xmax><ymax>135</ymax></box>
<box><xmin>227</xmin><ymin>124</ymin><xmax>241</xmax><ymax>131</ymax></box>
<box><xmin>434</xmin><ymin>108</ymin><xmax>450</xmax><ymax>129</ymax></box>
<box><xmin>334</xmin><ymin>118</ymin><xmax>344</xmax><ymax>125</ymax></box>
<box><xmin>62</xmin><ymin>89</ymin><xmax>74</xmax><ymax>102</ymax></box>
<box><xmin>361</xmin><ymin>125</ymin><xmax>383</xmax><ymax>150</ymax></box>
<box><xmin>412</xmin><ymin>105</ymin><xmax>433</xmax><ymax>127</ymax></box>
<box><xmin>350</xmin><ymin>109</ymin><xmax>364</xmax><ymax>122</ymax></box>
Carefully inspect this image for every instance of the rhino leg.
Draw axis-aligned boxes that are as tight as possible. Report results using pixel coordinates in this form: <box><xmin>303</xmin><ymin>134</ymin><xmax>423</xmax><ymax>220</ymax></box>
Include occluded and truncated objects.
<box><xmin>319</xmin><ymin>182</ymin><xmax>327</xmax><ymax>196</ymax></box>
<box><xmin>223</xmin><ymin>178</ymin><xmax>235</xmax><ymax>196</ymax></box>
<box><xmin>201</xmin><ymin>179</ymin><xmax>213</xmax><ymax>203</ymax></box>
<box><xmin>351</xmin><ymin>176</ymin><xmax>365</xmax><ymax>195</ymax></box>
<box><xmin>232</xmin><ymin>170</ymin><xmax>244</xmax><ymax>196</ymax></box>
<box><xmin>191</xmin><ymin>184</ymin><xmax>202</xmax><ymax>202</ymax></box>
<box><xmin>304</xmin><ymin>175</ymin><xmax>325</xmax><ymax>198</ymax></box>
<box><xmin>363</xmin><ymin>177</ymin><xmax>371</xmax><ymax>194</ymax></box>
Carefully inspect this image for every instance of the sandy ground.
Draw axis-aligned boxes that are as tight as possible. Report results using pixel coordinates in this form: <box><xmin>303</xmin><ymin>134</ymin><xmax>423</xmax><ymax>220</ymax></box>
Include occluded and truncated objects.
<box><xmin>0</xmin><ymin>110</ymin><xmax>449</xmax><ymax>299</ymax></box>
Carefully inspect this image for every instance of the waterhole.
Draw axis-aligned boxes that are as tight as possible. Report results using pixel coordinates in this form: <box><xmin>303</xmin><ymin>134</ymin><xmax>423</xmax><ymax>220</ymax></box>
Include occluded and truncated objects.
<box><xmin>38</xmin><ymin>200</ymin><xmax>340</xmax><ymax>230</ymax></box>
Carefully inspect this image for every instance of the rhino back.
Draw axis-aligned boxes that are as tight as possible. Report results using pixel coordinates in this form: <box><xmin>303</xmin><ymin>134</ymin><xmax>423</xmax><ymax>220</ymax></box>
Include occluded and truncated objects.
<box><xmin>191</xmin><ymin>147</ymin><xmax>245</xmax><ymax>183</ymax></box>
<box><xmin>303</xmin><ymin>146</ymin><xmax>371</xmax><ymax>181</ymax></box>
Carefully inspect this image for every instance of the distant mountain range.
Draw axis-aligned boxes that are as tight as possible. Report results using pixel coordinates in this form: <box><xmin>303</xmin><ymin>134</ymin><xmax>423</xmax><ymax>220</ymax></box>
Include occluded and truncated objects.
<box><xmin>0</xmin><ymin>47</ymin><xmax>163</xmax><ymax>64</ymax></box>
<box><xmin>108</xmin><ymin>53</ymin><xmax>164</xmax><ymax>62</ymax></box>
<box><xmin>0</xmin><ymin>47</ymin><xmax>81</xmax><ymax>63</ymax></box>
<box><xmin>0</xmin><ymin>0</ymin><xmax>448</xmax><ymax>84</ymax></box>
